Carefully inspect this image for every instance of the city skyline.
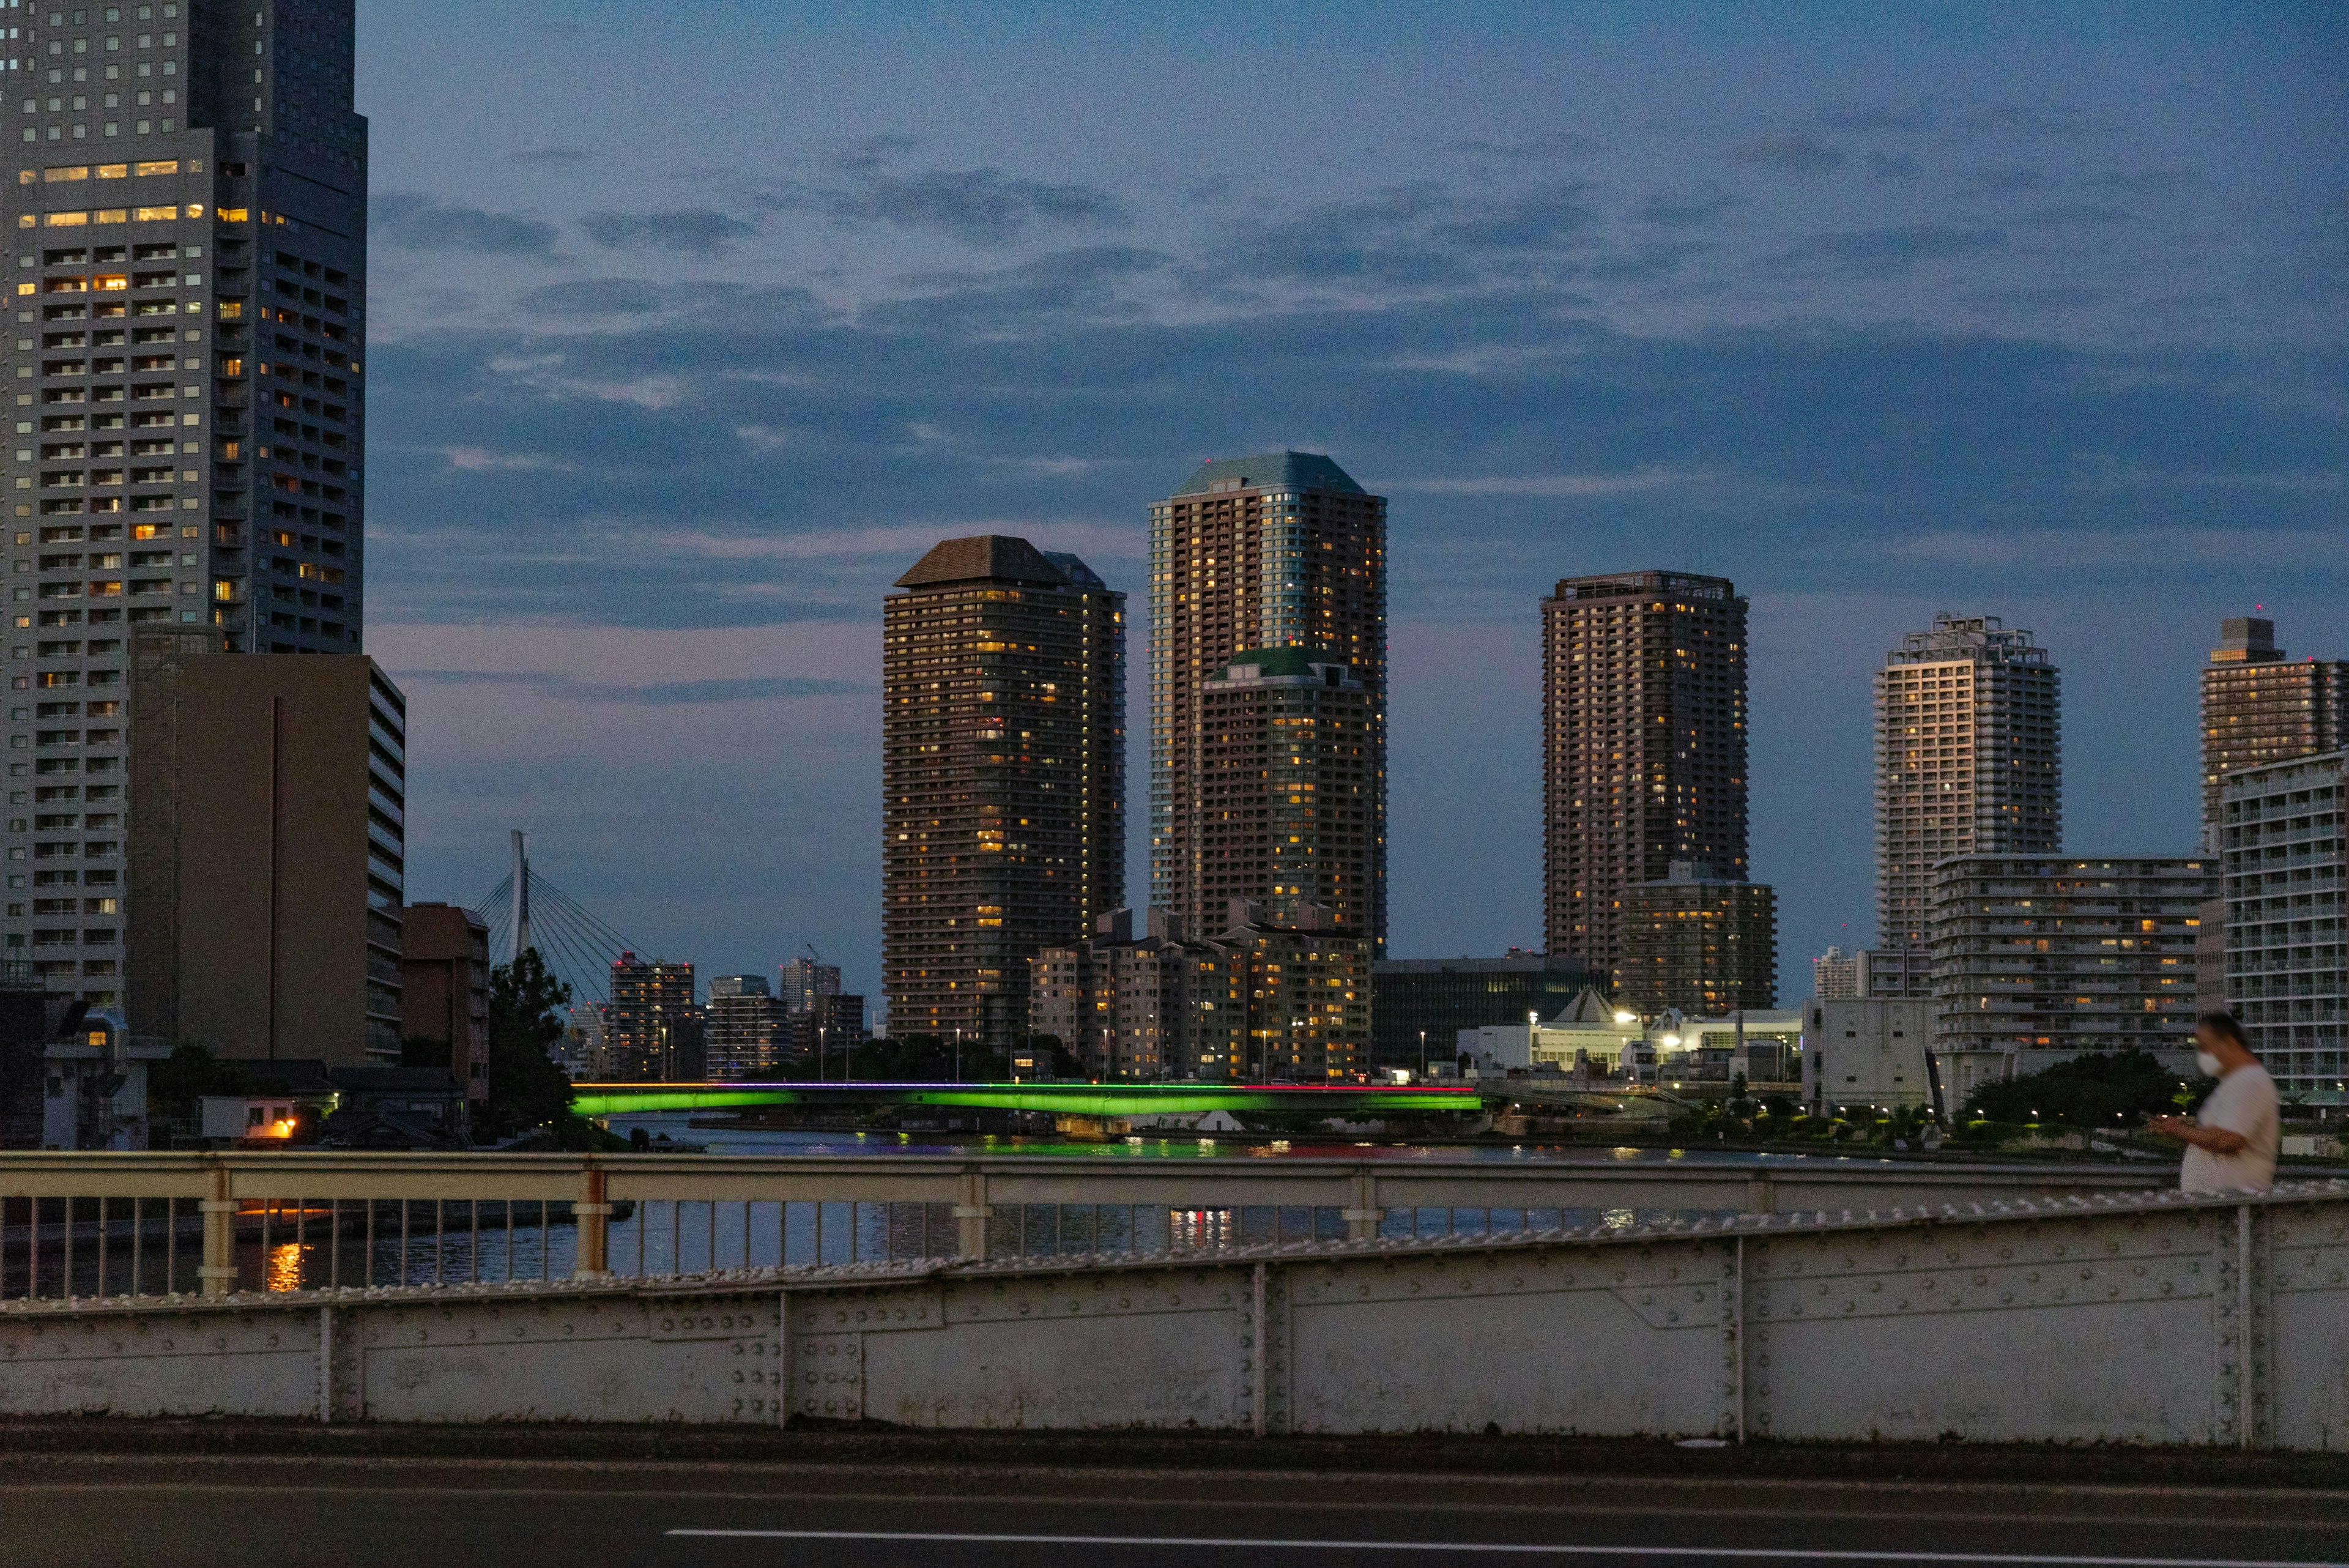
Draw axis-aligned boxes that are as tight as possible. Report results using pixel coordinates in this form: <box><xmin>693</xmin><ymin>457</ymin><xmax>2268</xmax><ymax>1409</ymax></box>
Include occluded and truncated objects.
<box><xmin>354</xmin><ymin>5</ymin><xmax>2344</xmax><ymax>1008</ymax></box>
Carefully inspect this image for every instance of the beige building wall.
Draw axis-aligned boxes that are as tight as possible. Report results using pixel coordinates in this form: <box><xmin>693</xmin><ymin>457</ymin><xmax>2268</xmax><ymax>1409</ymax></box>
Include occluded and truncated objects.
<box><xmin>127</xmin><ymin>639</ymin><xmax>404</xmax><ymax>1068</ymax></box>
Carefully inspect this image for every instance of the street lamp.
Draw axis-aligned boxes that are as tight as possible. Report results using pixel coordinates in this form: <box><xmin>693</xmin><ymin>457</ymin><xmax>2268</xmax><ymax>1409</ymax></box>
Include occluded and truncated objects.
<box><xmin>954</xmin><ymin>1025</ymin><xmax>962</xmax><ymax>1084</ymax></box>
<box><xmin>818</xmin><ymin>1024</ymin><xmax>828</xmax><ymax>1083</ymax></box>
<box><xmin>1419</xmin><ymin>1028</ymin><xmax>1427</xmax><ymax>1080</ymax></box>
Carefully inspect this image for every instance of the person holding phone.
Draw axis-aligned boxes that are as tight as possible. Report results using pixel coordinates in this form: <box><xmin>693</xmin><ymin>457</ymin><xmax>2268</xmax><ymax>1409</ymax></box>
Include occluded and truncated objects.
<box><xmin>2148</xmin><ymin>1012</ymin><xmax>2279</xmax><ymax>1194</ymax></box>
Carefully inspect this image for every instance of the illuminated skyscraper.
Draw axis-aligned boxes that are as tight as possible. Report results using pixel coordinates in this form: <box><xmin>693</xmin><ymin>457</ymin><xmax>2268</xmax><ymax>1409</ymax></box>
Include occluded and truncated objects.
<box><xmin>882</xmin><ymin>535</ymin><xmax>1124</xmax><ymax>1055</ymax></box>
<box><xmin>1874</xmin><ymin>614</ymin><xmax>2060</xmax><ymax>953</ymax></box>
<box><xmin>2199</xmin><ymin>617</ymin><xmax>2345</xmax><ymax>850</ymax></box>
<box><xmin>0</xmin><ymin>3</ymin><xmax>369</xmax><ymax>1003</ymax></box>
<box><xmin>1149</xmin><ymin>452</ymin><xmax>1386</xmax><ymax>947</ymax></box>
<box><xmin>1541</xmin><ymin>570</ymin><xmax>1748</xmax><ymax>992</ymax></box>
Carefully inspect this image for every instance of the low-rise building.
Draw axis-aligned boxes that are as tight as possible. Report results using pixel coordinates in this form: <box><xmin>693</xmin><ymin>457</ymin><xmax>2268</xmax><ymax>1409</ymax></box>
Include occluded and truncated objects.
<box><xmin>2218</xmin><ymin>751</ymin><xmax>2345</xmax><ymax>1106</ymax></box>
<box><xmin>1802</xmin><ymin>997</ymin><xmax>1935</xmax><ymax>1113</ymax></box>
<box><xmin>397</xmin><ymin>902</ymin><xmax>490</xmax><ymax>1105</ymax></box>
<box><xmin>1619</xmin><ymin>861</ymin><xmax>1778</xmax><ymax>1016</ymax></box>
<box><xmin>1030</xmin><ymin>908</ymin><xmax>1205</xmax><ymax>1079</ymax></box>
<box><xmin>706</xmin><ymin>975</ymin><xmax>788</xmax><ymax>1080</ymax></box>
<box><xmin>1813</xmin><ymin>946</ymin><xmax>1860</xmax><ymax>1001</ymax></box>
<box><xmin>1212</xmin><ymin>903</ymin><xmax>1370</xmax><ymax>1082</ymax></box>
<box><xmin>1370</xmin><ymin>953</ymin><xmax>1591</xmax><ymax>1072</ymax></box>
<box><xmin>1929</xmin><ymin>854</ymin><xmax>2216</xmax><ymax>1077</ymax></box>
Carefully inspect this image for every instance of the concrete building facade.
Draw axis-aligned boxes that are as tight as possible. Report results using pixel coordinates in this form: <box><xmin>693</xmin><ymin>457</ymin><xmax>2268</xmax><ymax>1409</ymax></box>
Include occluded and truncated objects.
<box><xmin>1802</xmin><ymin>997</ymin><xmax>1935</xmax><ymax>1113</ymax></box>
<box><xmin>1029</xmin><ymin>908</ymin><xmax>1204</xmax><ymax>1080</ymax></box>
<box><xmin>1149</xmin><ymin>453</ymin><xmax>1387</xmax><ymax>949</ymax></box>
<box><xmin>124</xmin><ymin>641</ymin><xmax>400</xmax><ymax>1067</ymax></box>
<box><xmin>1928</xmin><ymin>855</ymin><xmax>2215</xmax><ymax>1074</ymax></box>
<box><xmin>1</xmin><ymin>4</ymin><xmax>372</xmax><ymax>1001</ymax></box>
<box><xmin>2200</xmin><ymin>618</ymin><xmax>2345</xmax><ymax>851</ymax></box>
<box><xmin>882</xmin><ymin>535</ymin><xmax>1124</xmax><ymax>1058</ymax></box>
<box><xmin>1542</xmin><ymin>571</ymin><xmax>1748</xmax><ymax>992</ymax></box>
<box><xmin>2217</xmin><ymin>751</ymin><xmax>2344</xmax><ymax>1105</ymax></box>
<box><xmin>1619</xmin><ymin>860</ymin><xmax>1777</xmax><ymax>1016</ymax></box>
<box><xmin>1875</xmin><ymin>615</ymin><xmax>2061</xmax><ymax>953</ymax></box>
<box><xmin>1211</xmin><ymin>902</ymin><xmax>1370</xmax><ymax>1082</ymax></box>
<box><xmin>396</xmin><ymin>901</ymin><xmax>486</xmax><ymax>1105</ymax></box>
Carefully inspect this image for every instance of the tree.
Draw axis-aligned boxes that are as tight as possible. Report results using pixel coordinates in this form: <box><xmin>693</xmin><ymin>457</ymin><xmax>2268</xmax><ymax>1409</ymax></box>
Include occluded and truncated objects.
<box><xmin>477</xmin><ymin>948</ymin><xmax>580</xmax><ymax>1144</ymax></box>
<box><xmin>1962</xmin><ymin>1049</ymin><xmax>2197</xmax><ymax>1129</ymax></box>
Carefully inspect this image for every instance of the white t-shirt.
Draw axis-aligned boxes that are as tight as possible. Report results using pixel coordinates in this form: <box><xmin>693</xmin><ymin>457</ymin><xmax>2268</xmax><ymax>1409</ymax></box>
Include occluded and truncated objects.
<box><xmin>2179</xmin><ymin>1063</ymin><xmax>2280</xmax><ymax>1194</ymax></box>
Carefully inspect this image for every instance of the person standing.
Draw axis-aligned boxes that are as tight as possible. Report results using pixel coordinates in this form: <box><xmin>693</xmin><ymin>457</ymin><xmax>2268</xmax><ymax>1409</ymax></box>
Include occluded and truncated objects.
<box><xmin>2149</xmin><ymin>1012</ymin><xmax>2280</xmax><ymax>1193</ymax></box>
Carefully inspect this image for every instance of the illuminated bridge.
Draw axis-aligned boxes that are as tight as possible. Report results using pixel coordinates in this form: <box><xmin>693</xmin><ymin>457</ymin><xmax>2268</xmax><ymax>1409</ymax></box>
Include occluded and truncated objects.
<box><xmin>568</xmin><ymin>1080</ymin><xmax>1488</xmax><ymax>1119</ymax></box>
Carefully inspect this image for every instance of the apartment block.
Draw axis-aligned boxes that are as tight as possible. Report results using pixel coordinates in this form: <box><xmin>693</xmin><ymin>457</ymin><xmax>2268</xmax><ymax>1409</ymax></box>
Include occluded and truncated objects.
<box><xmin>123</xmin><ymin>639</ymin><xmax>402</xmax><ymax>1066</ymax></box>
<box><xmin>1149</xmin><ymin>453</ymin><xmax>1386</xmax><ymax>948</ymax></box>
<box><xmin>1619</xmin><ymin>860</ymin><xmax>1777</xmax><ymax>1016</ymax></box>
<box><xmin>1928</xmin><ymin>855</ymin><xmax>2215</xmax><ymax>1071</ymax></box>
<box><xmin>2200</xmin><ymin>618</ymin><xmax>2345</xmax><ymax>850</ymax></box>
<box><xmin>605</xmin><ymin>952</ymin><xmax>697</xmax><ymax>1082</ymax></box>
<box><xmin>705</xmin><ymin>973</ymin><xmax>786</xmax><ymax>1080</ymax></box>
<box><xmin>1</xmin><ymin>2</ymin><xmax>371</xmax><ymax>989</ymax></box>
<box><xmin>882</xmin><ymin>535</ymin><xmax>1123</xmax><ymax>1057</ymax></box>
<box><xmin>1542</xmin><ymin>571</ymin><xmax>1748</xmax><ymax>992</ymax></box>
<box><xmin>1212</xmin><ymin>901</ymin><xmax>1370</xmax><ymax>1082</ymax></box>
<box><xmin>1028</xmin><ymin>907</ymin><xmax>1209</xmax><ymax>1079</ymax></box>
<box><xmin>2218</xmin><ymin>751</ymin><xmax>2345</xmax><ymax>1104</ymax></box>
<box><xmin>396</xmin><ymin>901</ymin><xmax>487</xmax><ymax>1104</ymax></box>
<box><xmin>1811</xmin><ymin>946</ymin><xmax>1859</xmax><ymax>1000</ymax></box>
<box><xmin>1876</xmin><ymin>614</ymin><xmax>2060</xmax><ymax>951</ymax></box>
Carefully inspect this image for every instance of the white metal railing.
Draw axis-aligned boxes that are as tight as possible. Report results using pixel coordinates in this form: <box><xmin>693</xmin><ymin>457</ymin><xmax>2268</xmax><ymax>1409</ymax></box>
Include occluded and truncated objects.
<box><xmin>0</xmin><ymin>1150</ymin><xmax>2177</xmax><ymax>1301</ymax></box>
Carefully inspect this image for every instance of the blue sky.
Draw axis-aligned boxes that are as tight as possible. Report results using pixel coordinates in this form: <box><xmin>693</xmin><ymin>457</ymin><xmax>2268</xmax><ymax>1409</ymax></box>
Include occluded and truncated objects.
<box><xmin>353</xmin><ymin>2</ymin><xmax>2349</xmax><ymax>1014</ymax></box>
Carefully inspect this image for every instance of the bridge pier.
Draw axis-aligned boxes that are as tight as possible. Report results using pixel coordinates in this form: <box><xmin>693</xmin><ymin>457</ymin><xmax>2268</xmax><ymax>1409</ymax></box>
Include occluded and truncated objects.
<box><xmin>1343</xmin><ymin>1168</ymin><xmax>1380</xmax><ymax>1242</ymax></box>
<box><xmin>954</xmin><ymin>1167</ymin><xmax>992</xmax><ymax>1260</ymax></box>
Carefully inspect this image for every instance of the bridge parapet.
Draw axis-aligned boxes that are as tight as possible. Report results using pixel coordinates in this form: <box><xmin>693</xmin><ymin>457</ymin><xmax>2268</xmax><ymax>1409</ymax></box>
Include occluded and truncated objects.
<box><xmin>0</xmin><ymin>1181</ymin><xmax>2340</xmax><ymax>1445</ymax></box>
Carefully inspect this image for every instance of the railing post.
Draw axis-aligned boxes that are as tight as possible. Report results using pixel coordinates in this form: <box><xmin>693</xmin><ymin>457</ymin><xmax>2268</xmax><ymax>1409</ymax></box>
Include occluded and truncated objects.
<box><xmin>198</xmin><ymin>1162</ymin><xmax>236</xmax><ymax>1297</ymax></box>
<box><xmin>954</xmin><ymin>1167</ymin><xmax>991</xmax><ymax>1260</ymax></box>
<box><xmin>1343</xmin><ymin>1167</ymin><xmax>1379</xmax><ymax>1242</ymax></box>
<box><xmin>573</xmin><ymin>1161</ymin><xmax>611</xmax><ymax>1280</ymax></box>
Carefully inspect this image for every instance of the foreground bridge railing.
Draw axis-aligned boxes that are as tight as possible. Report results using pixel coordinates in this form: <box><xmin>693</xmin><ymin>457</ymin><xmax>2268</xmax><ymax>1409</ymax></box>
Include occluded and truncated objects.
<box><xmin>0</xmin><ymin>1181</ymin><xmax>2339</xmax><ymax>1446</ymax></box>
<box><xmin>0</xmin><ymin>1150</ymin><xmax>2177</xmax><ymax>1301</ymax></box>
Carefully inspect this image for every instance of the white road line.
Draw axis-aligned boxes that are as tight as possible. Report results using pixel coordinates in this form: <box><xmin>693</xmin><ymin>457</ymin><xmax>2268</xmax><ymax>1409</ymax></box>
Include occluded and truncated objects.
<box><xmin>663</xmin><ymin>1529</ymin><xmax>2342</xmax><ymax>1566</ymax></box>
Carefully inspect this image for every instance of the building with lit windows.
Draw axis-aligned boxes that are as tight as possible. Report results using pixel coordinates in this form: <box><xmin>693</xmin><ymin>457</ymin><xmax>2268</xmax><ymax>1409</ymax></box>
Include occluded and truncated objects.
<box><xmin>2200</xmin><ymin>618</ymin><xmax>2344</xmax><ymax>851</ymax></box>
<box><xmin>1149</xmin><ymin>453</ymin><xmax>1386</xmax><ymax>949</ymax></box>
<box><xmin>2217</xmin><ymin>751</ymin><xmax>2344</xmax><ymax>1105</ymax></box>
<box><xmin>1811</xmin><ymin>946</ymin><xmax>1859</xmax><ymax>1000</ymax></box>
<box><xmin>1542</xmin><ymin>571</ymin><xmax>1748</xmax><ymax>994</ymax></box>
<box><xmin>1204</xmin><ymin>901</ymin><xmax>1368</xmax><ymax>1082</ymax></box>
<box><xmin>0</xmin><ymin>2</ymin><xmax>368</xmax><ymax>1007</ymax></box>
<box><xmin>882</xmin><ymin>535</ymin><xmax>1124</xmax><ymax>1057</ymax></box>
<box><xmin>1927</xmin><ymin>855</ymin><xmax>2214</xmax><ymax>1073</ymax></box>
<box><xmin>1029</xmin><ymin>907</ymin><xmax>1211</xmax><ymax>1080</ymax></box>
<box><xmin>704</xmin><ymin>973</ymin><xmax>786</xmax><ymax>1080</ymax></box>
<box><xmin>1876</xmin><ymin>615</ymin><xmax>2061</xmax><ymax>955</ymax></box>
<box><xmin>1619</xmin><ymin>860</ymin><xmax>1776</xmax><ymax>1016</ymax></box>
<box><xmin>606</xmin><ymin>953</ymin><xmax>698</xmax><ymax>1082</ymax></box>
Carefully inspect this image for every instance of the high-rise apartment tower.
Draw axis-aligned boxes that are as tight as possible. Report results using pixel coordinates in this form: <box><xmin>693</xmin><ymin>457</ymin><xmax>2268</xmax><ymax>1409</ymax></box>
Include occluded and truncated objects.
<box><xmin>883</xmin><ymin>535</ymin><xmax>1124</xmax><ymax>1054</ymax></box>
<box><xmin>2199</xmin><ymin>617</ymin><xmax>2345</xmax><ymax>851</ymax></box>
<box><xmin>1149</xmin><ymin>452</ymin><xmax>1387</xmax><ymax>946</ymax></box>
<box><xmin>1541</xmin><ymin>571</ymin><xmax>1748</xmax><ymax>991</ymax></box>
<box><xmin>0</xmin><ymin>2</ymin><xmax>368</xmax><ymax>1004</ymax></box>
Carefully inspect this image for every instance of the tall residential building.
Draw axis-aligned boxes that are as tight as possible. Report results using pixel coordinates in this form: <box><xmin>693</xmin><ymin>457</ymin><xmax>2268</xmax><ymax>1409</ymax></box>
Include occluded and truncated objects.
<box><xmin>1874</xmin><ymin>614</ymin><xmax>2060</xmax><ymax>951</ymax></box>
<box><xmin>1206</xmin><ymin>901</ymin><xmax>1370</xmax><ymax>1082</ymax></box>
<box><xmin>0</xmin><ymin>5</ymin><xmax>369</xmax><ymax>1003</ymax></box>
<box><xmin>1928</xmin><ymin>855</ymin><xmax>2214</xmax><ymax>1071</ymax></box>
<box><xmin>1811</xmin><ymin>946</ymin><xmax>1859</xmax><ymax>1000</ymax></box>
<box><xmin>704</xmin><ymin>973</ymin><xmax>785</xmax><ymax>1080</ymax></box>
<box><xmin>122</xmin><ymin>639</ymin><xmax>403</xmax><ymax>1065</ymax></box>
<box><xmin>2200</xmin><ymin>617</ymin><xmax>2345</xmax><ymax>850</ymax></box>
<box><xmin>1149</xmin><ymin>453</ymin><xmax>1387</xmax><ymax>948</ymax></box>
<box><xmin>1619</xmin><ymin>860</ymin><xmax>1777</xmax><ymax>1016</ymax></box>
<box><xmin>605</xmin><ymin>953</ymin><xmax>697</xmax><ymax>1082</ymax></box>
<box><xmin>1541</xmin><ymin>571</ymin><xmax>1748</xmax><ymax>992</ymax></box>
<box><xmin>883</xmin><ymin>535</ymin><xmax>1124</xmax><ymax>1055</ymax></box>
<box><xmin>1030</xmin><ymin>907</ymin><xmax>1210</xmax><ymax>1080</ymax></box>
<box><xmin>396</xmin><ymin>901</ymin><xmax>488</xmax><ymax>1104</ymax></box>
<box><xmin>776</xmin><ymin>954</ymin><xmax>839</xmax><ymax>1017</ymax></box>
<box><xmin>2217</xmin><ymin>751</ymin><xmax>2343</xmax><ymax>1103</ymax></box>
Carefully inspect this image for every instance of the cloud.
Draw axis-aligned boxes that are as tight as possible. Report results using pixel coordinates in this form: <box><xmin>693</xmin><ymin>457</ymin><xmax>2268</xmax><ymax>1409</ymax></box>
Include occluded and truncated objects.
<box><xmin>1724</xmin><ymin>134</ymin><xmax>1846</xmax><ymax>175</ymax></box>
<box><xmin>1633</xmin><ymin>184</ymin><xmax>1737</xmax><ymax>228</ymax></box>
<box><xmin>581</xmin><ymin>209</ymin><xmax>760</xmax><ymax>254</ymax></box>
<box><xmin>1967</xmin><ymin>168</ymin><xmax>2047</xmax><ymax>196</ymax></box>
<box><xmin>507</xmin><ymin>147</ymin><xmax>587</xmax><ymax>167</ymax></box>
<box><xmin>516</xmin><ymin>278</ymin><xmax>666</xmax><ymax>316</ymax></box>
<box><xmin>1450</xmin><ymin>133</ymin><xmax>1603</xmax><ymax>160</ymax></box>
<box><xmin>829</xmin><ymin>134</ymin><xmax>920</xmax><ymax>173</ymax></box>
<box><xmin>1866</xmin><ymin>152</ymin><xmax>1919</xmax><ymax>180</ymax></box>
<box><xmin>1389</xmin><ymin>470</ymin><xmax>1698</xmax><ymax>497</ymax></box>
<box><xmin>866</xmin><ymin>246</ymin><xmax>1171</xmax><ymax>330</ymax></box>
<box><xmin>375</xmin><ymin>193</ymin><xmax>559</xmax><ymax>255</ymax></box>
<box><xmin>762</xmin><ymin>168</ymin><xmax>1128</xmax><ymax>247</ymax></box>
<box><xmin>1807</xmin><ymin>102</ymin><xmax>1935</xmax><ymax>133</ymax></box>
<box><xmin>1767</xmin><ymin>224</ymin><xmax>2004</xmax><ymax>278</ymax></box>
<box><xmin>399</xmin><ymin>671</ymin><xmax>871</xmax><ymax>705</ymax></box>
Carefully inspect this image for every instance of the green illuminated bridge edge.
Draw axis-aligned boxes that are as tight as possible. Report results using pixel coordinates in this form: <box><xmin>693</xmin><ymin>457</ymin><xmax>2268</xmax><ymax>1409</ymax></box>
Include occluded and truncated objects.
<box><xmin>569</xmin><ymin>1081</ymin><xmax>1488</xmax><ymax>1118</ymax></box>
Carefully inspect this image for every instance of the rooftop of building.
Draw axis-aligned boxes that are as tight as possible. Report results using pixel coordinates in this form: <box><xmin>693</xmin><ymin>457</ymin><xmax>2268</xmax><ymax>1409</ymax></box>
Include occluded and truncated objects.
<box><xmin>1373</xmin><ymin>953</ymin><xmax>1584</xmax><ymax>975</ymax></box>
<box><xmin>1548</xmin><ymin>570</ymin><xmax>1739</xmax><ymax>603</ymax></box>
<box><xmin>1170</xmin><ymin>451</ymin><xmax>1366</xmax><ymax>499</ymax></box>
<box><xmin>1206</xmin><ymin>646</ymin><xmax>1360</xmax><ymax>687</ymax></box>
<box><xmin>894</xmin><ymin>535</ymin><xmax>1088</xmax><ymax>590</ymax></box>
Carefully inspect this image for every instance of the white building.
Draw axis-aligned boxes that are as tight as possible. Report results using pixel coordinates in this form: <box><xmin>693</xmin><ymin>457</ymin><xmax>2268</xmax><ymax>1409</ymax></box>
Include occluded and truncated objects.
<box><xmin>1802</xmin><ymin>996</ymin><xmax>1935</xmax><ymax>1113</ymax></box>
<box><xmin>1813</xmin><ymin>946</ymin><xmax>1860</xmax><ymax>1000</ymax></box>
<box><xmin>2219</xmin><ymin>750</ymin><xmax>2345</xmax><ymax>1107</ymax></box>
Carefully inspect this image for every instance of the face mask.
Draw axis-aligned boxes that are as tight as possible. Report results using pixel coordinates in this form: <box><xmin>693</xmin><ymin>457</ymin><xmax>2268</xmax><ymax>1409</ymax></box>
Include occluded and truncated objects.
<box><xmin>2195</xmin><ymin>1050</ymin><xmax>2222</xmax><ymax>1077</ymax></box>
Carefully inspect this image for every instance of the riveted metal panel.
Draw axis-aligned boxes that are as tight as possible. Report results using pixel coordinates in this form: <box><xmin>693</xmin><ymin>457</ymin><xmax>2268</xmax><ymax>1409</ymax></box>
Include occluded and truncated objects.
<box><xmin>0</xmin><ymin>1309</ymin><xmax>315</xmax><ymax>1417</ymax></box>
